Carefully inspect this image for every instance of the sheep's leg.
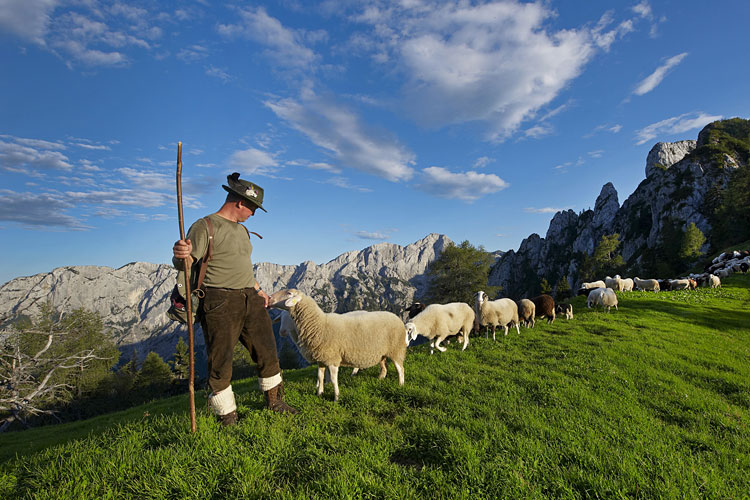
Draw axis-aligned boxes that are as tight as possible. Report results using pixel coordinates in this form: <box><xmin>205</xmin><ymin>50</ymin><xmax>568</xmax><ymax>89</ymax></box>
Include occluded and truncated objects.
<box><xmin>461</xmin><ymin>331</ymin><xmax>469</xmax><ymax>351</ymax></box>
<box><xmin>515</xmin><ymin>322</ymin><xmax>520</xmax><ymax>335</ymax></box>
<box><xmin>329</xmin><ymin>365</ymin><xmax>340</xmax><ymax>402</ymax></box>
<box><xmin>434</xmin><ymin>336</ymin><xmax>447</xmax><ymax>352</ymax></box>
<box><xmin>393</xmin><ymin>360</ymin><xmax>405</xmax><ymax>386</ymax></box>
<box><xmin>429</xmin><ymin>340</ymin><xmax>435</xmax><ymax>355</ymax></box>
<box><xmin>484</xmin><ymin>327</ymin><xmax>488</xmax><ymax>340</ymax></box>
<box><xmin>351</xmin><ymin>368</ymin><xmax>359</xmax><ymax>376</ymax></box>
<box><xmin>378</xmin><ymin>357</ymin><xmax>387</xmax><ymax>379</ymax></box>
<box><xmin>316</xmin><ymin>365</ymin><xmax>326</xmax><ymax>397</ymax></box>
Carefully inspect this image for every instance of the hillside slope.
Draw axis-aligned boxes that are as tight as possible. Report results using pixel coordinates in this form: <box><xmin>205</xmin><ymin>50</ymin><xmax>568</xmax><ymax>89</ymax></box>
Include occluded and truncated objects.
<box><xmin>2</xmin><ymin>274</ymin><xmax>748</xmax><ymax>499</ymax></box>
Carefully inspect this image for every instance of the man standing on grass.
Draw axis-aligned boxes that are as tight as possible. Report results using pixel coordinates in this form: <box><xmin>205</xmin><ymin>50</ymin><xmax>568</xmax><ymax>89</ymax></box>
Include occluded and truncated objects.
<box><xmin>172</xmin><ymin>173</ymin><xmax>298</xmax><ymax>426</ymax></box>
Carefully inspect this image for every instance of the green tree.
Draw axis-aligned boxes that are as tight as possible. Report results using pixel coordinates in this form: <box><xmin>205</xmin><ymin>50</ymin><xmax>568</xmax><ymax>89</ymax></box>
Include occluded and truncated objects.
<box><xmin>169</xmin><ymin>337</ymin><xmax>189</xmax><ymax>381</ymax></box>
<box><xmin>425</xmin><ymin>241</ymin><xmax>500</xmax><ymax>304</ymax></box>
<box><xmin>554</xmin><ymin>276</ymin><xmax>571</xmax><ymax>301</ymax></box>
<box><xmin>0</xmin><ymin>305</ymin><xmax>117</xmax><ymax>432</ymax></box>
<box><xmin>581</xmin><ymin>234</ymin><xmax>625</xmax><ymax>280</ymax></box>
<box><xmin>679</xmin><ymin>222</ymin><xmax>707</xmax><ymax>262</ymax></box>
<box><xmin>137</xmin><ymin>352</ymin><xmax>173</xmax><ymax>396</ymax></box>
<box><xmin>539</xmin><ymin>278</ymin><xmax>552</xmax><ymax>295</ymax></box>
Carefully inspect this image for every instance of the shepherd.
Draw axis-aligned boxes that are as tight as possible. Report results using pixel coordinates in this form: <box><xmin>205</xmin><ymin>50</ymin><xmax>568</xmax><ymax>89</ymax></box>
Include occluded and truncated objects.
<box><xmin>172</xmin><ymin>171</ymin><xmax>299</xmax><ymax>426</ymax></box>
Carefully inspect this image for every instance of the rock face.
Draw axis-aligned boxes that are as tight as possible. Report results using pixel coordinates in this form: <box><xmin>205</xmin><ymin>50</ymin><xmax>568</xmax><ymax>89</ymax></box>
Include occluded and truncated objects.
<box><xmin>0</xmin><ymin>234</ymin><xmax>451</xmax><ymax>363</ymax></box>
<box><xmin>489</xmin><ymin>121</ymin><xmax>744</xmax><ymax>298</ymax></box>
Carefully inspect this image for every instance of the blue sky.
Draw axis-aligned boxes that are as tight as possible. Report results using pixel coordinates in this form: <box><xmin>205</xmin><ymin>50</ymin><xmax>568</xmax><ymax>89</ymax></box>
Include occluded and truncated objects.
<box><xmin>1</xmin><ymin>0</ymin><xmax>748</xmax><ymax>286</ymax></box>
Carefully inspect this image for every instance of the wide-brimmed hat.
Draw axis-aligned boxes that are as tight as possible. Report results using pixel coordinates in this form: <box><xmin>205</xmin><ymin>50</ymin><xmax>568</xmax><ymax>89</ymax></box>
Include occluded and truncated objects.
<box><xmin>222</xmin><ymin>172</ymin><xmax>267</xmax><ymax>212</ymax></box>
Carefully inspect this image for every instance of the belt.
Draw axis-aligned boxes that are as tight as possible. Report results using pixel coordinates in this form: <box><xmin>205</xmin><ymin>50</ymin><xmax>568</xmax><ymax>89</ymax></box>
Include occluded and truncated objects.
<box><xmin>205</xmin><ymin>286</ymin><xmax>257</xmax><ymax>293</ymax></box>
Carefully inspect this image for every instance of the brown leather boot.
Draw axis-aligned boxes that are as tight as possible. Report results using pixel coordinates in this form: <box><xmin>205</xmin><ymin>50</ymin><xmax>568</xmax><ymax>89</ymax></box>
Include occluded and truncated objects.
<box><xmin>264</xmin><ymin>382</ymin><xmax>299</xmax><ymax>414</ymax></box>
<box><xmin>217</xmin><ymin>410</ymin><xmax>238</xmax><ymax>426</ymax></box>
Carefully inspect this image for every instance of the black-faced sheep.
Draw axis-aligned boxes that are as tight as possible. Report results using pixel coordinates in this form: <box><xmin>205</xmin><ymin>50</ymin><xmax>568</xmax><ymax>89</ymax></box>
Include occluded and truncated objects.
<box><xmin>531</xmin><ymin>294</ymin><xmax>556</xmax><ymax>324</ymax></box>
<box><xmin>269</xmin><ymin>289</ymin><xmax>407</xmax><ymax>402</ymax></box>
<box><xmin>405</xmin><ymin>302</ymin><xmax>475</xmax><ymax>354</ymax></box>
<box><xmin>474</xmin><ymin>291</ymin><xmax>520</xmax><ymax>340</ymax></box>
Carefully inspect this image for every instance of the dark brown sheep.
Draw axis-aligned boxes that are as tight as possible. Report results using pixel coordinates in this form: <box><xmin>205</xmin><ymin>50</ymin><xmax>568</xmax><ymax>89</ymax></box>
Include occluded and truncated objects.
<box><xmin>531</xmin><ymin>294</ymin><xmax>556</xmax><ymax>324</ymax></box>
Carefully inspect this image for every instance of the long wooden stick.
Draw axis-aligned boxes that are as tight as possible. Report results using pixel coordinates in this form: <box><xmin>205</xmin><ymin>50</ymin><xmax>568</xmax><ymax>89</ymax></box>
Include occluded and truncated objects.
<box><xmin>176</xmin><ymin>141</ymin><xmax>197</xmax><ymax>433</ymax></box>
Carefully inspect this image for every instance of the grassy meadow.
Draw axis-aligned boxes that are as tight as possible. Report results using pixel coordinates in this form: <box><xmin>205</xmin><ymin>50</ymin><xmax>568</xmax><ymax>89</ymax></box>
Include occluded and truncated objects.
<box><xmin>1</xmin><ymin>274</ymin><xmax>748</xmax><ymax>499</ymax></box>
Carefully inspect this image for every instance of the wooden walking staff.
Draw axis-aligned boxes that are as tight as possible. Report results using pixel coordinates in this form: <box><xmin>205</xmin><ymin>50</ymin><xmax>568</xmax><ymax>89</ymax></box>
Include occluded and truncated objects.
<box><xmin>176</xmin><ymin>142</ymin><xmax>197</xmax><ymax>432</ymax></box>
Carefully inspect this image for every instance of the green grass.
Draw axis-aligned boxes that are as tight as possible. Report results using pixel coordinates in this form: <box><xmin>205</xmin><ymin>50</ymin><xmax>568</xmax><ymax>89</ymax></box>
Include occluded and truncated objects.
<box><xmin>2</xmin><ymin>275</ymin><xmax>749</xmax><ymax>499</ymax></box>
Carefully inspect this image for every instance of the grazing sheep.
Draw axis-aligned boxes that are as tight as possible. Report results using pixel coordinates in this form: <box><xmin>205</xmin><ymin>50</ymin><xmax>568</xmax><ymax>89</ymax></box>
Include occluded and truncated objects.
<box><xmin>714</xmin><ymin>268</ymin><xmax>731</xmax><ymax>278</ymax></box>
<box><xmin>708</xmin><ymin>274</ymin><xmax>721</xmax><ymax>288</ymax></box>
<box><xmin>620</xmin><ymin>278</ymin><xmax>634</xmax><ymax>292</ymax></box>
<box><xmin>474</xmin><ymin>291</ymin><xmax>520</xmax><ymax>340</ymax></box>
<box><xmin>587</xmin><ymin>287</ymin><xmax>618</xmax><ymax>312</ymax></box>
<box><xmin>517</xmin><ymin>298</ymin><xmax>536</xmax><ymax>328</ymax></box>
<box><xmin>581</xmin><ymin>280</ymin><xmax>606</xmax><ymax>290</ymax></box>
<box><xmin>688</xmin><ymin>278</ymin><xmax>698</xmax><ymax>290</ymax></box>
<box><xmin>556</xmin><ymin>303</ymin><xmax>573</xmax><ymax>320</ymax></box>
<box><xmin>404</xmin><ymin>302</ymin><xmax>427</xmax><ymax>319</ymax></box>
<box><xmin>634</xmin><ymin>277</ymin><xmax>660</xmax><ymax>292</ymax></box>
<box><xmin>269</xmin><ymin>289</ymin><xmax>407</xmax><ymax>402</ymax></box>
<box><xmin>576</xmin><ymin>287</ymin><xmax>590</xmax><ymax>296</ymax></box>
<box><xmin>405</xmin><ymin>302</ymin><xmax>475</xmax><ymax>354</ymax></box>
<box><xmin>531</xmin><ymin>294</ymin><xmax>556</xmax><ymax>324</ymax></box>
<box><xmin>605</xmin><ymin>276</ymin><xmax>623</xmax><ymax>291</ymax></box>
<box><xmin>669</xmin><ymin>279</ymin><xmax>690</xmax><ymax>291</ymax></box>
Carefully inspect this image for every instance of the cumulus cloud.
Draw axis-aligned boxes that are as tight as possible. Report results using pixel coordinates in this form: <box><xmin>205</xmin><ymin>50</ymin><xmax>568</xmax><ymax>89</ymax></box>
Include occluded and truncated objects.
<box><xmin>635</xmin><ymin>112</ymin><xmax>722</xmax><ymax>145</ymax></box>
<box><xmin>0</xmin><ymin>0</ymin><xmax>58</xmax><ymax>44</ymax></box>
<box><xmin>345</xmin><ymin>1</ymin><xmax>607</xmax><ymax>141</ymax></box>
<box><xmin>633</xmin><ymin>52</ymin><xmax>688</xmax><ymax>96</ymax></box>
<box><xmin>265</xmin><ymin>92</ymin><xmax>415</xmax><ymax>182</ymax></box>
<box><xmin>217</xmin><ymin>6</ymin><xmax>318</xmax><ymax>70</ymax></box>
<box><xmin>417</xmin><ymin>166</ymin><xmax>508</xmax><ymax>202</ymax></box>
<box><xmin>229</xmin><ymin>148</ymin><xmax>280</xmax><ymax>176</ymax></box>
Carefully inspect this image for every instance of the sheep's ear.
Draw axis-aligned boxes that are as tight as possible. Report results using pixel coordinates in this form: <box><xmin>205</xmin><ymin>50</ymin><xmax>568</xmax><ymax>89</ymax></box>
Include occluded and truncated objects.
<box><xmin>285</xmin><ymin>296</ymin><xmax>301</xmax><ymax>307</ymax></box>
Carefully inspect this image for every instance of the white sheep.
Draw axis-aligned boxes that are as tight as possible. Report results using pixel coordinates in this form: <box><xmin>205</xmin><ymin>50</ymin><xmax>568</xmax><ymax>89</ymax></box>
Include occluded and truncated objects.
<box><xmin>714</xmin><ymin>268</ymin><xmax>731</xmax><ymax>279</ymax></box>
<box><xmin>620</xmin><ymin>278</ymin><xmax>634</xmax><ymax>292</ymax></box>
<box><xmin>581</xmin><ymin>280</ymin><xmax>606</xmax><ymax>290</ymax></box>
<box><xmin>405</xmin><ymin>302</ymin><xmax>475</xmax><ymax>354</ymax></box>
<box><xmin>633</xmin><ymin>277</ymin><xmax>660</xmax><ymax>292</ymax></box>
<box><xmin>669</xmin><ymin>279</ymin><xmax>690</xmax><ymax>290</ymax></box>
<box><xmin>605</xmin><ymin>276</ymin><xmax>622</xmax><ymax>291</ymax></box>
<box><xmin>269</xmin><ymin>288</ymin><xmax>407</xmax><ymax>402</ymax></box>
<box><xmin>708</xmin><ymin>274</ymin><xmax>721</xmax><ymax>288</ymax></box>
<box><xmin>474</xmin><ymin>291</ymin><xmax>519</xmax><ymax>340</ymax></box>
<box><xmin>517</xmin><ymin>298</ymin><xmax>536</xmax><ymax>328</ymax></box>
<box><xmin>587</xmin><ymin>287</ymin><xmax>618</xmax><ymax>312</ymax></box>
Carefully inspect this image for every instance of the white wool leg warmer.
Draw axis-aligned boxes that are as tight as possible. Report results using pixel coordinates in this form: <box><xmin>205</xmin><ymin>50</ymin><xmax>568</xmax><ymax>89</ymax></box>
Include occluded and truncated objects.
<box><xmin>258</xmin><ymin>373</ymin><xmax>282</xmax><ymax>392</ymax></box>
<box><xmin>208</xmin><ymin>385</ymin><xmax>237</xmax><ymax>416</ymax></box>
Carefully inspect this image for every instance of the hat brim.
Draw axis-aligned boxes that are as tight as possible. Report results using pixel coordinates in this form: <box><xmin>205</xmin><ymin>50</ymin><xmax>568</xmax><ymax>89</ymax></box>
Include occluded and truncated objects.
<box><xmin>222</xmin><ymin>185</ymin><xmax>267</xmax><ymax>212</ymax></box>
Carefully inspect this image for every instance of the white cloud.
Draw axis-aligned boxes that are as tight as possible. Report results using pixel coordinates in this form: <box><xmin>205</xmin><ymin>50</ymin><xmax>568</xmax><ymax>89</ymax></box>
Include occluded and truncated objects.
<box><xmin>584</xmin><ymin>123</ymin><xmax>622</xmax><ymax>138</ymax></box>
<box><xmin>473</xmin><ymin>156</ymin><xmax>494</xmax><ymax>169</ymax></box>
<box><xmin>417</xmin><ymin>166</ymin><xmax>508</xmax><ymax>202</ymax></box>
<box><xmin>177</xmin><ymin>44</ymin><xmax>209</xmax><ymax>62</ymax></box>
<box><xmin>229</xmin><ymin>148</ymin><xmax>280</xmax><ymax>176</ymax></box>
<box><xmin>588</xmin><ymin>150</ymin><xmax>604</xmax><ymax>158</ymax></box>
<box><xmin>0</xmin><ymin>0</ymin><xmax>58</xmax><ymax>44</ymax></box>
<box><xmin>354</xmin><ymin>230</ymin><xmax>389</xmax><ymax>240</ymax></box>
<box><xmin>349</xmin><ymin>1</ymin><xmax>601</xmax><ymax>141</ymax></box>
<box><xmin>633</xmin><ymin>52</ymin><xmax>688</xmax><ymax>96</ymax></box>
<box><xmin>116</xmin><ymin>167</ymin><xmax>172</xmax><ymax>191</ymax></box>
<box><xmin>523</xmin><ymin>206</ymin><xmax>571</xmax><ymax>214</ymax></box>
<box><xmin>205</xmin><ymin>65</ymin><xmax>232</xmax><ymax>82</ymax></box>
<box><xmin>265</xmin><ymin>92</ymin><xmax>415</xmax><ymax>182</ymax></box>
<box><xmin>635</xmin><ymin>112</ymin><xmax>722</xmax><ymax>145</ymax></box>
<box><xmin>0</xmin><ymin>190</ymin><xmax>87</xmax><ymax>229</ymax></box>
<box><xmin>0</xmin><ymin>137</ymin><xmax>73</xmax><ymax>171</ymax></box>
<box><xmin>324</xmin><ymin>176</ymin><xmax>371</xmax><ymax>192</ymax></box>
<box><xmin>217</xmin><ymin>6</ymin><xmax>318</xmax><ymax>70</ymax></box>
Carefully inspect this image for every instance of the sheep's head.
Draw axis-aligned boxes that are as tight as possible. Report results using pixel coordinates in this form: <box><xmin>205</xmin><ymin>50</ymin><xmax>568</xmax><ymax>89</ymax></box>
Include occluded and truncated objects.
<box><xmin>268</xmin><ymin>288</ymin><xmax>303</xmax><ymax>310</ymax></box>
<box><xmin>405</xmin><ymin>322</ymin><xmax>419</xmax><ymax>344</ymax></box>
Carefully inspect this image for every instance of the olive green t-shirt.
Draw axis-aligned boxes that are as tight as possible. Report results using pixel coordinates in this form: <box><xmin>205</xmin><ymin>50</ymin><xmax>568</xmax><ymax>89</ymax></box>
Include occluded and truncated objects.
<box><xmin>174</xmin><ymin>214</ymin><xmax>257</xmax><ymax>289</ymax></box>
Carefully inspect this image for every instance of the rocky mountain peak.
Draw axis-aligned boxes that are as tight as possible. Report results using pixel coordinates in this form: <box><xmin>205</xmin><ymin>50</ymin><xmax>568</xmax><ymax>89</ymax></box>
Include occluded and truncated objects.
<box><xmin>645</xmin><ymin>140</ymin><xmax>697</xmax><ymax>178</ymax></box>
<box><xmin>592</xmin><ymin>182</ymin><xmax>619</xmax><ymax>232</ymax></box>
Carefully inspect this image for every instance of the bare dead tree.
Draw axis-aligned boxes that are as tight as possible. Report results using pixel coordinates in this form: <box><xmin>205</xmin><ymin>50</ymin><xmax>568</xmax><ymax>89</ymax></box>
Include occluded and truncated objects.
<box><xmin>0</xmin><ymin>308</ymin><xmax>110</xmax><ymax>433</ymax></box>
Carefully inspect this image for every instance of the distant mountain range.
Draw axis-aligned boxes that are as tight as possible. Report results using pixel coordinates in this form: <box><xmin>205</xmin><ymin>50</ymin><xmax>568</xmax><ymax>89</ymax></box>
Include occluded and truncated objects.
<box><xmin>0</xmin><ymin>233</ymin><xmax>451</xmax><ymax>362</ymax></box>
<box><xmin>2</xmin><ymin>118</ymin><xmax>747</xmax><ymax>363</ymax></box>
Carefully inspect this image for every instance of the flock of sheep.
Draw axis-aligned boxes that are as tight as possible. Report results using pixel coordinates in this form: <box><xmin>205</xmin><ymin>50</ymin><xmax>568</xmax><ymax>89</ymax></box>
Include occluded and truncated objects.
<box><xmin>267</xmin><ymin>249</ymin><xmax>748</xmax><ymax>401</ymax></box>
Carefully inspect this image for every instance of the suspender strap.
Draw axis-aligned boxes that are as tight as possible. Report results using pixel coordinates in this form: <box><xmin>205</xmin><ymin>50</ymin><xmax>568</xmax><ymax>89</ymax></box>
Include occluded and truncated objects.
<box><xmin>195</xmin><ymin>216</ymin><xmax>214</xmax><ymax>291</ymax></box>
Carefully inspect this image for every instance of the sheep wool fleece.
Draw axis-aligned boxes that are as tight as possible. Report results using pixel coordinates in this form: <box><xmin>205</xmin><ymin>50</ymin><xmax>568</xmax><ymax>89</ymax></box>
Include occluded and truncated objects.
<box><xmin>180</xmin><ymin>214</ymin><xmax>281</xmax><ymax>402</ymax></box>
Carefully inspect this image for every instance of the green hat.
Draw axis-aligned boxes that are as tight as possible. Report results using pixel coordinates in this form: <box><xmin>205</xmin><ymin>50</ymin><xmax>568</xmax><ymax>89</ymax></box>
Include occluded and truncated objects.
<box><xmin>222</xmin><ymin>172</ymin><xmax>267</xmax><ymax>212</ymax></box>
